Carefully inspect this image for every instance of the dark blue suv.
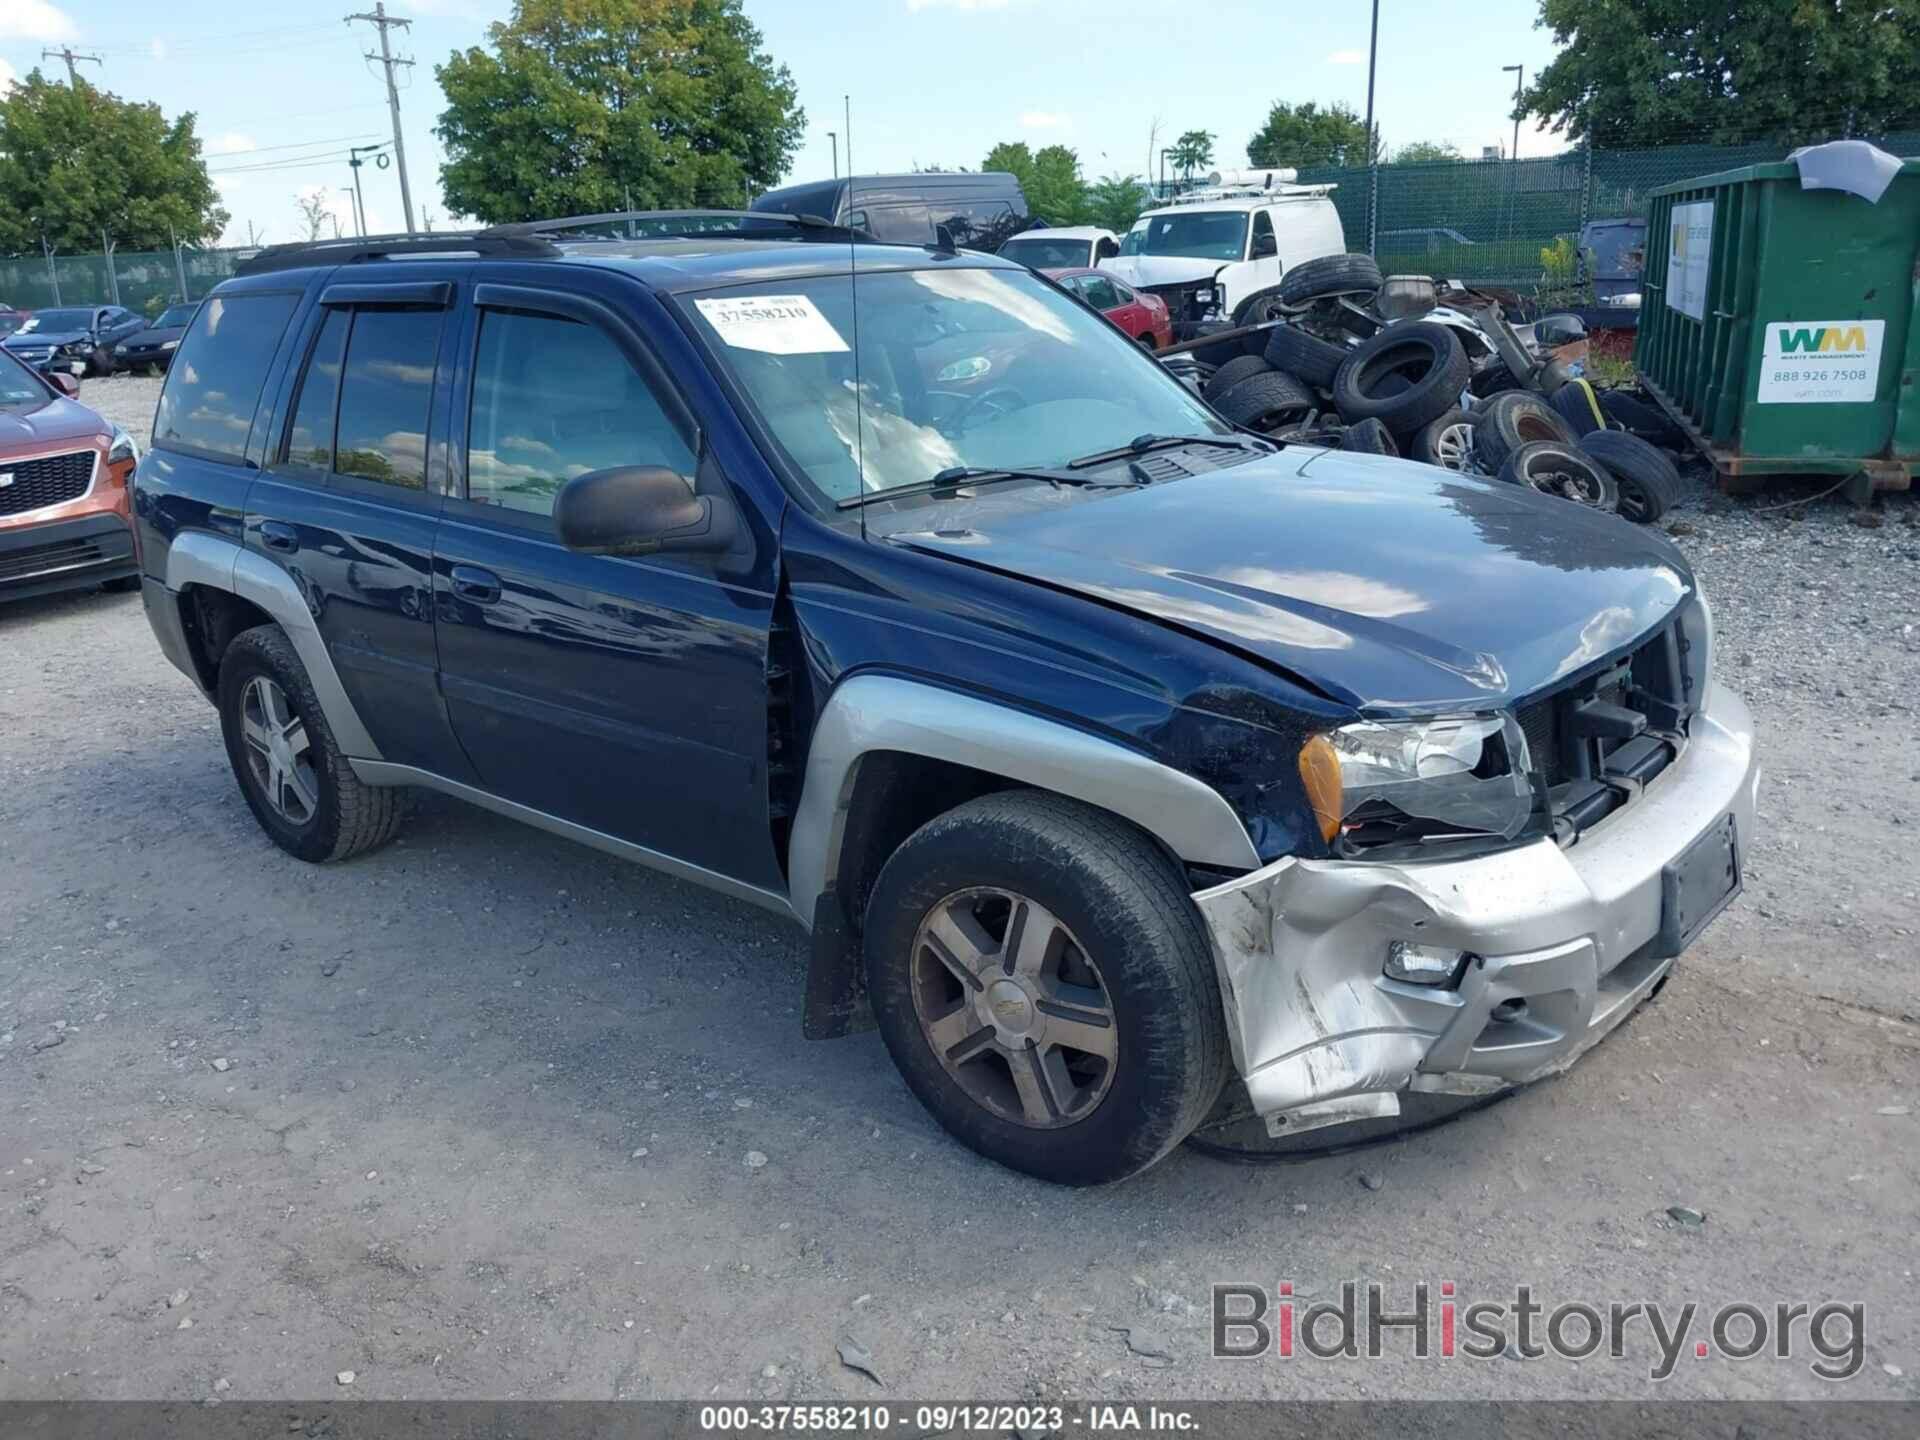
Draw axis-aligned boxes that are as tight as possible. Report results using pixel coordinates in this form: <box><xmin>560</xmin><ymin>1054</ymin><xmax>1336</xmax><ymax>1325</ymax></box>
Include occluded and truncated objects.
<box><xmin>132</xmin><ymin>212</ymin><xmax>1757</xmax><ymax>1184</ymax></box>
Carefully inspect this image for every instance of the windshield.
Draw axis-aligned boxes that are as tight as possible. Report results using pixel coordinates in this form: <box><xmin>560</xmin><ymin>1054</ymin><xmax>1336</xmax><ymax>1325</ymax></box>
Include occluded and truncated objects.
<box><xmin>18</xmin><ymin>309</ymin><xmax>93</xmax><ymax>333</ymax></box>
<box><xmin>997</xmin><ymin>236</ymin><xmax>1094</xmax><ymax>270</ymax></box>
<box><xmin>1125</xmin><ymin>211</ymin><xmax>1249</xmax><ymax>262</ymax></box>
<box><xmin>0</xmin><ymin>350</ymin><xmax>50</xmax><ymax>405</ymax></box>
<box><xmin>157</xmin><ymin>306</ymin><xmax>198</xmax><ymax>328</ymax></box>
<box><xmin>684</xmin><ymin>265</ymin><xmax>1228</xmax><ymax>502</ymax></box>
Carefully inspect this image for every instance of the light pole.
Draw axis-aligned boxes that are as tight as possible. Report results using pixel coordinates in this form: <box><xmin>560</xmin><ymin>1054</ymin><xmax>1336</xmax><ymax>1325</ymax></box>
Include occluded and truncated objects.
<box><xmin>1364</xmin><ymin>0</ymin><xmax>1380</xmax><ymax>255</ymax></box>
<box><xmin>1502</xmin><ymin>65</ymin><xmax>1524</xmax><ymax>242</ymax></box>
<box><xmin>348</xmin><ymin>143</ymin><xmax>389</xmax><ymax>236</ymax></box>
<box><xmin>1503</xmin><ymin>64</ymin><xmax>1524</xmax><ymax>164</ymax></box>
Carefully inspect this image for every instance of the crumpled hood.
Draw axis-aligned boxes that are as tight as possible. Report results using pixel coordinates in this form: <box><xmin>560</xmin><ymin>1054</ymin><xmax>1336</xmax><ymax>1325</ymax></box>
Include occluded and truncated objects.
<box><xmin>891</xmin><ymin>448</ymin><xmax>1693</xmax><ymax>713</ymax></box>
<box><xmin>1100</xmin><ymin>254</ymin><xmax>1225</xmax><ymax>291</ymax></box>
<box><xmin>0</xmin><ymin>398</ymin><xmax>109</xmax><ymax>449</ymax></box>
<box><xmin>4</xmin><ymin>329</ymin><xmax>89</xmax><ymax>349</ymax></box>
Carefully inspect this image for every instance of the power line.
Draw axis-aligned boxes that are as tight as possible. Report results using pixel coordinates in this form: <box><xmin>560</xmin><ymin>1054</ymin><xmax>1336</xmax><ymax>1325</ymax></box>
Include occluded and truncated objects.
<box><xmin>41</xmin><ymin>47</ymin><xmax>103</xmax><ymax>85</ymax></box>
<box><xmin>205</xmin><ymin>133</ymin><xmax>386</xmax><ymax>165</ymax></box>
<box><xmin>345</xmin><ymin>3</ymin><xmax>417</xmax><ymax>234</ymax></box>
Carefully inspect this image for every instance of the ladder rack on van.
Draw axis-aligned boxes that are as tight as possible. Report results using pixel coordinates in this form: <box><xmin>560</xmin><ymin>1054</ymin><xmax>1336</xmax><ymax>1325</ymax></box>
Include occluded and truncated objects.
<box><xmin>1163</xmin><ymin>184</ymin><xmax>1338</xmax><ymax>206</ymax></box>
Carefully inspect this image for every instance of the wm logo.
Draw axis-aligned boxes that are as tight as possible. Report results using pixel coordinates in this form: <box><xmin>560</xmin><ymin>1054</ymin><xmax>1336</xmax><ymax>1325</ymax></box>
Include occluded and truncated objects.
<box><xmin>1779</xmin><ymin>325</ymin><xmax>1868</xmax><ymax>353</ymax></box>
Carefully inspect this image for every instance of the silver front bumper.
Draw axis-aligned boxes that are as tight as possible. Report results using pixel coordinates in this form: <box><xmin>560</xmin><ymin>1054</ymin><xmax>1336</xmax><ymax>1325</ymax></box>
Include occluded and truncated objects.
<box><xmin>1193</xmin><ymin>681</ymin><xmax>1760</xmax><ymax>1135</ymax></box>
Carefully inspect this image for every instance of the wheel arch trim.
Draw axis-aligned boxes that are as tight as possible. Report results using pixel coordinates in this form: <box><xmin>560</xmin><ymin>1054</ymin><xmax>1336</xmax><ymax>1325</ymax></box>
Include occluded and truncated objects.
<box><xmin>786</xmin><ymin>673</ymin><xmax>1261</xmax><ymax>926</ymax></box>
<box><xmin>164</xmin><ymin>530</ymin><xmax>383</xmax><ymax>761</ymax></box>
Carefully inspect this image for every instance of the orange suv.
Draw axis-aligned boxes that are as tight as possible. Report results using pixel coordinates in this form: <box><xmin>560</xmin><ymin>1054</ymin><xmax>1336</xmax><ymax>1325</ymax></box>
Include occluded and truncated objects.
<box><xmin>0</xmin><ymin>348</ymin><xmax>139</xmax><ymax>602</ymax></box>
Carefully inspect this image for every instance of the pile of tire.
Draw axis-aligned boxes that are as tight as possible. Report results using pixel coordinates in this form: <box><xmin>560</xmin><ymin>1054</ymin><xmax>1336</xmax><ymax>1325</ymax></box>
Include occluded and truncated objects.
<box><xmin>1195</xmin><ymin>253</ymin><xmax>1686</xmax><ymax>523</ymax></box>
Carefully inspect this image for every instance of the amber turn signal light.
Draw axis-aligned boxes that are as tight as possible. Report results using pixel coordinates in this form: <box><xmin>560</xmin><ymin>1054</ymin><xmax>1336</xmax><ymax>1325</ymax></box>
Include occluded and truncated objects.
<box><xmin>1298</xmin><ymin>734</ymin><xmax>1342</xmax><ymax>844</ymax></box>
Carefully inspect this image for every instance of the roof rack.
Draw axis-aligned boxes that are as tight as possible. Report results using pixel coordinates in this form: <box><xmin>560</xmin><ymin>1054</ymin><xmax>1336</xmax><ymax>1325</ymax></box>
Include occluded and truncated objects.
<box><xmin>233</xmin><ymin>210</ymin><xmax>879</xmax><ymax>277</ymax></box>
<box><xmin>1162</xmin><ymin>183</ymin><xmax>1338</xmax><ymax>206</ymax></box>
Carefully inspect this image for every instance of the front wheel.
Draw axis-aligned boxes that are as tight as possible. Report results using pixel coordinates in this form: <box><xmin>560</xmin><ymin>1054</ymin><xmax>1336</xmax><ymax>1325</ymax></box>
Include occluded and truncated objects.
<box><xmin>864</xmin><ymin>791</ymin><xmax>1229</xmax><ymax>1185</ymax></box>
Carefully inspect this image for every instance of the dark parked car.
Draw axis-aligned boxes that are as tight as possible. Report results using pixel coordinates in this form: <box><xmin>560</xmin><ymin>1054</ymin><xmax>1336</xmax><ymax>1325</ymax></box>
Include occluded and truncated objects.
<box><xmin>0</xmin><ymin>304</ymin><xmax>27</xmax><ymax>337</ymax></box>
<box><xmin>114</xmin><ymin>302</ymin><xmax>200</xmax><ymax>373</ymax></box>
<box><xmin>132</xmin><ymin>215</ymin><xmax>1756</xmax><ymax>1185</ymax></box>
<box><xmin>751</xmin><ymin>171</ymin><xmax>1029</xmax><ymax>249</ymax></box>
<box><xmin>3</xmin><ymin>305</ymin><xmax>148</xmax><ymax>376</ymax></box>
<box><xmin>0</xmin><ymin>347</ymin><xmax>141</xmax><ymax>601</ymax></box>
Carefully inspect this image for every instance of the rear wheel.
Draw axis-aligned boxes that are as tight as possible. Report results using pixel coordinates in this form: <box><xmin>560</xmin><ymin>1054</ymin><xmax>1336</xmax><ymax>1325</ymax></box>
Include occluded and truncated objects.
<box><xmin>217</xmin><ymin>625</ymin><xmax>407</xmax><ymax>863</ymax></box>
<box><xmin>864</xmin><ymin>792</ymin><xmax>1229</xmax><ymax>1185</ymax></box>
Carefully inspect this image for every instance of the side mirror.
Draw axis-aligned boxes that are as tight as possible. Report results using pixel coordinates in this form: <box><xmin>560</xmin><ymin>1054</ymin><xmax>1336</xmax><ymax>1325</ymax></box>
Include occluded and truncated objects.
<box><xmin>1251</xmin><ymin>232</ymin><xmax>1278</xmax><ymax>259</ymax></box>
<box><xmin>49</xmin><ymin>371</ymin><xmax>79</xmax><ymax>398</ymax></box>
<box><xmin>934</xmin><ymin>222</ymin><xmax>959</xmax><ymax>250</ymax></box>
<box><xmin>1096</xmin><ymin>238</ymin><xmax>1119</xmax><ymax>260</ymax></box>
<box><xmin>554</xmin><ymin>465</ymin><xmax>738</xmax><ymax>557</ymax></box>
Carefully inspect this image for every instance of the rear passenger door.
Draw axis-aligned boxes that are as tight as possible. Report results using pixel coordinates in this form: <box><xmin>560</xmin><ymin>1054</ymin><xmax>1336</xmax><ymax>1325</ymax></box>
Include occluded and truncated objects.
<box><xmin>430</xmin><ymin>278</ymin><xmax>779</xmax><ymax>887</ymax></box>
<box><xmin>245</xmin><ymin>273</ymin><xmax>471</xmax><ymax>777</ymax></box>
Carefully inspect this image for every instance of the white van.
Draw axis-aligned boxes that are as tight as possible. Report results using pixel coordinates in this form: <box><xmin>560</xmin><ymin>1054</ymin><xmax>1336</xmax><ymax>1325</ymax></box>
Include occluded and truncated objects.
<box><xmin>1102</xmin><ymin>181</ymin><xmax>1346</xmax><ymax>334</ymax></box>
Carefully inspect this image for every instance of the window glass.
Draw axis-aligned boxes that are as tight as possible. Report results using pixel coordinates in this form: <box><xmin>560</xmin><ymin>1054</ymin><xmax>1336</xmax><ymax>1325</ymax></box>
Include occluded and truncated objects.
<box><xmin>997</xmin><ymin>235</ymin><xmax>1095</xmax><ymax>269</ymax></box>
<box><xmin>284</xmin><ymin>307</ymin><xmax>348</xmax><ymax>470</ymax></box>
<box><xmin>154</xmin><ymin>292</ymin><xmax>299</xmax><ymax>459</ymax></box>
<box><xmin>466</xmin><ymin>308</ymin><xmax>695</xmax><ymax>517</ymax></box>
<box><xmin>936</xmin><ymin>201</ymin><xmax>1018</xmax><ymax>250</ymax></box>
<box><xmin>1251</xmin><ymin>211</ymin><xmax>1276</xmax><ymax>255</ymax></box>
<box><xmin>865</xmin><ymin>204</ymin><xmax>932</xmax><ymax>244</ymax></box>
<box><xmin>1133</xmin><ymin>210</ymin><xmax>1248</xmax><ymax>261</ymax></box>
<box><xmin>333</xmin><ymin>307</ymin><xmax>440</xmax><ymax>488</ymax></box>
<box><xmin>1079</xmin><ymin>276</ymin><xmax>1121</xmax><ymax>310</ymax></box>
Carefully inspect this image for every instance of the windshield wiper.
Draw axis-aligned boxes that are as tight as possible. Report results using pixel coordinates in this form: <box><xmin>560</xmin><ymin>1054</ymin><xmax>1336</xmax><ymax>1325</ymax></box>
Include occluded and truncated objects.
<box><xmin>1066</xmin><ymin>432</ymin><xmax>1273</xmax><ymax>470</ymax></box>
<box><xmin>837</xmin><ymin>465</ymin><xmax>1137</xmax><ymax>511</ymax></box>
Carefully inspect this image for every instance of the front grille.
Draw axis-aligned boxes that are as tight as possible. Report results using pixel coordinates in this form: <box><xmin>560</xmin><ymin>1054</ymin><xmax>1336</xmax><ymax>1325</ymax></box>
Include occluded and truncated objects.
<box><xmin>1519</xmin><ymin>619</ymin><xmax>1691</xmax><ymax>843</ymax></box>
<box><xmin>0</xmin><ymin>450</ymin><xmax>95</xmax><ymax>517</ymax></box>
<box><xmin>0</xmin><ymin>537</ymin><xmax>103</xmax><ymax>583</ymax></box>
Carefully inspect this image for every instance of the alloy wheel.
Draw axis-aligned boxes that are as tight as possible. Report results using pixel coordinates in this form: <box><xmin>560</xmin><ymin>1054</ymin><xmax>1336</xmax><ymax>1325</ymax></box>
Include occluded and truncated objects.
<box><xmin>1433</xmin><ymin>420</ymin><xmax>1475</xmax><ymax>471</ymax></box>
<box><xmin>240</xmin><ymin>676</ymin><xmax>319</xmax><ymax>825</ymax></box>
<box><xmin>909</xmin><ymin>888</ymin><xmax>1118</xmax><ymax>1129</ymax></box>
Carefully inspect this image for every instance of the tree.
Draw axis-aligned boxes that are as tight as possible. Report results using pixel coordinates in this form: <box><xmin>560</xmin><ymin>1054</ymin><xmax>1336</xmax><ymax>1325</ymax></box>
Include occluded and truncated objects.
<box><xmin>295</xmin><ymin>189</ymin><xmax>332</xmax><ymax>241</ymax></box>
<box><xmin>1085</xmin><ymin>173</ymin><xmax>1149</xmax><ymax>234</ymax></box>
<box><xmin>0</xmin><ymin>72</ymin><xmax>226</xmax><ymax>254</ymax></box>
<box><xmin>1523</xmin><ymin>0</ymin><xmax>1920</xmax><ymax>147</ymax></box>
<box><xmin>1392</xmin><ymin>140</ymin><xmax>1462</xmax><ymax>165</ymax></box>
<box><xmin>981</xmin><ymin>141</ymin><xmax>1089</xmax><ymax>223</ymax></box>
<box><xmin>1247</xmin><ymin>100</ymin><xmax>1377</xmax><ymax>169</ymax></box>
<box><xmin>435</xmin><ymin>0</ymin><xmax>805</xmax><ymax>224</ymax></box>
<box><xmin>1170</xmin><ymin>129</ymin><xmax>1215</xmax><ymax>182</ymax></box>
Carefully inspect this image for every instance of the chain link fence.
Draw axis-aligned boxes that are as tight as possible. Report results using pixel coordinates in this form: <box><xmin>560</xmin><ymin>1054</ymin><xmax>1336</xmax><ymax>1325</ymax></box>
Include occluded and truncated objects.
<box><xmin>1295</xmin><ymin>130</ymin><xmax>1920</xmax><ymax>291</ymax></box>
<box><xmin>0</xmin><ymin>244</ymin><xmax>255</xmax><ymax>315</ymax></box>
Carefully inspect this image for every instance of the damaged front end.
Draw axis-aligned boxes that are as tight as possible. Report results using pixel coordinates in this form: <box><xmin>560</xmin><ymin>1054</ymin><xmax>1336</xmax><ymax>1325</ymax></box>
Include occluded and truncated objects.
<box><xmin>1192</xmin><ymin>680</ymin><xmax>1760</xmax><ymax>1137</ymax></box>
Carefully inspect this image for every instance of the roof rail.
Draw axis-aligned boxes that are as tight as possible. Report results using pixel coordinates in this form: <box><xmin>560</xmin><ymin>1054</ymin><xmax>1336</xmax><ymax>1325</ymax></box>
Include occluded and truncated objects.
<box><xmin>480</xmin><ymin>209</ymin><xmax>870</xmax><ymax>241</ymax></box>
<box><xmin>233</xmin><ymin>231</ymin><xmax>558</xmax><ymax>277</ymax></box>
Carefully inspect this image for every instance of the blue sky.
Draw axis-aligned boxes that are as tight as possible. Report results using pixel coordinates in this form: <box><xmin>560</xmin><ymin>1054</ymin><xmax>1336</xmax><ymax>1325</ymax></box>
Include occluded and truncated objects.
<box><xmin>2</xmin><ymin>0</ymin><xmax>1567</xmax><ymax>247</ymax></box>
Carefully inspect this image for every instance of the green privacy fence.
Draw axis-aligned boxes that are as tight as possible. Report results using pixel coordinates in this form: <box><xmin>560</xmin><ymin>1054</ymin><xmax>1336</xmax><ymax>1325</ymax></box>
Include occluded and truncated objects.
<box><xmin>0</xmin><ymin>245</ymin><xmax>254</xmax><ymax>313</ymax></box>
<box><xmin>1293</xmin><ymin>130</ymin><xmax>1920</xmax><ymax>290</ymax></box>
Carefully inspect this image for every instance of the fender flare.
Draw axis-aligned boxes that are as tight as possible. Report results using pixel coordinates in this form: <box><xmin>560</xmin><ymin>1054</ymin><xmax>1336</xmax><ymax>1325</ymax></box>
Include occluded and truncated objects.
<box><xmin>786</xmin><ymin>673</ymin><xmax>1261</xmax><ymax>928</ymax></box>
<box><xmin>164</xmin><ymin>530</ymin><xmax>383</xmax><ymax>760</ymax></box>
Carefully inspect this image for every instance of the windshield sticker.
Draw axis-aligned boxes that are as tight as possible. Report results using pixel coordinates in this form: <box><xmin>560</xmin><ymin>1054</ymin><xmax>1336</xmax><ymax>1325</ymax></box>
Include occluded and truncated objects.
<box><xmin>695</xmin><ymin>295</ymin><xmax>849</xmax><ymax>355</ymax></box>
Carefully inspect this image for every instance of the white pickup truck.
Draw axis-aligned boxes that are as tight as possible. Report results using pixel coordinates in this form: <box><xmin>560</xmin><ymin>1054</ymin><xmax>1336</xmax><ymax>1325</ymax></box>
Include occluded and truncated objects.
<box><xmin>1101</xmin><ymin>173</ymin><xmax>1346</xmax><ymax>335</ymax></box>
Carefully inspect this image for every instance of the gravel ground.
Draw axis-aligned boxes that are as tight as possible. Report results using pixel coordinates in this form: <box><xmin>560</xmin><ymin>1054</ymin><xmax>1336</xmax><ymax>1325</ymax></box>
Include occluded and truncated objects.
<box><xmin>0</xmin><ymin>372</ymin><xmax>1914</xmax><ymax>1403</ymax></box>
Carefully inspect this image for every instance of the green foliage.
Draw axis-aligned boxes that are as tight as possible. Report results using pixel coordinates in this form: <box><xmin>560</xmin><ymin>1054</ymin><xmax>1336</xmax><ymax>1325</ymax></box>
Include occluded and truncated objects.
<box><xmin>981</xmin><ymin>141</ymin><xmax>1091</xmax><ymax>224</ymax></box>
<box><xmin>435</xmin><ymin>0</ymin><xmax>805</xmax><ymax>224</ymax></box>
<box><xmin>1538</xmin><ymin>235</ymin><xmax>1576</xmax><ymax>285</ymax></box>
<box><xmin>1524</xmin><ymin>0</ymin><xmax>1920</xmax><ymax>146</ymax></box>
<box><xmin>1248</xmin><ymin>100</ymin><xmax>1377</xmax><ymax>168</ymax></box>
<box><xmin>1085</xmin><ymin>173</ymin><xmax>1150</xmax><ymax>234</ymax></box>
<box><xmin>1170</xmin><ymin>129</ymin><xmax>1215</xmax><ymax>180</ymax></box>
<box><xmin>1392</xmin><ymin>141</ymin><xmax>1462</xmax><ymax>165</ymax></box>
<box><xmin>0</xmin><ymin>73</ymin><xmax>227</xmax><ymax>254</ymax></box>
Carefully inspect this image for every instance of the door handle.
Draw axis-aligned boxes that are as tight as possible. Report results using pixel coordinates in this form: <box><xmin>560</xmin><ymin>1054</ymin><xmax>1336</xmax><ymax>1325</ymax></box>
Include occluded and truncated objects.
<box><xmin>259</xmin><ymin>521</ymin><xmax>300</xmax><ymax>554</ymax></box>
<box><xmin>450</xmin><ymin>565</ymin><xmax>502</xmax><ymax>605</ymax></box>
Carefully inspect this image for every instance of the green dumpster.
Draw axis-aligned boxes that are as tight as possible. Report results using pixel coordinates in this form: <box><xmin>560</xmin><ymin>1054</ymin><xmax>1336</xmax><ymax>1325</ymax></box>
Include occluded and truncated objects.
<box><xmin>1636</xmin><ymin>157</ymin><xmax>1919</xmax><ymax>495</ymax></box>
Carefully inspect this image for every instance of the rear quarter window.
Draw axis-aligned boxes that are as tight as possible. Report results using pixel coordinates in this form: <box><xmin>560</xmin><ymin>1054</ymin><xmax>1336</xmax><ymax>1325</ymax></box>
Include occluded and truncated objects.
<box><xmin>154</xmin><ymin>292</ymin><xmax>300</xmax><ymax>461</ymax></box>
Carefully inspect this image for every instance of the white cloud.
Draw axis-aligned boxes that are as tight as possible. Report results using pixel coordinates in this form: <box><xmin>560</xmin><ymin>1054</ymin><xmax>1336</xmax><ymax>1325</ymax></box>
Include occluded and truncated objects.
<box><xmin>1326</xmin><ymin>48</ymin><xmax>1367</xmax><ymax>64</ymax></box>
<box><xmin>906</xmin><ymin>0</ymin><xmax>1010</xmax><ymax>11</ymax></box>
<box><xmin>150</xmin><ymin>37</ymin><xmax>168</xmax><ymax>62</ymax></box>
<box><xmin>1020</xmin><ymin>111</ymin><xmax>1066</xmax><ymax>130</ymax></box>
<box><xmin>208</xmin><ymin>132</ymin><xmax>259</xmax><ymax>155</ymax></box>
<box><xmin>0</xmin><ymin>0</ymin><xmax>76</xmax><ymax>43</ymax></box>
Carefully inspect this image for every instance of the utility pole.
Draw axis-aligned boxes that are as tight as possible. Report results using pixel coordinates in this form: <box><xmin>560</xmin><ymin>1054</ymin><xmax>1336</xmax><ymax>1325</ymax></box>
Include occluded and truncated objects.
<box><xmin>1363</xmin><ymin>0</ymin><xmax>1380</xmax><ymax>257</ymax></box>
<box><xmin>41</xmin><ymin>46</ymin><xmax>102</xmax><ymax>85</ymax></box>
<box><xmin>347</xmin><ymin>3</ymin><xmax>417</xmax><ymax>234</ymax></box>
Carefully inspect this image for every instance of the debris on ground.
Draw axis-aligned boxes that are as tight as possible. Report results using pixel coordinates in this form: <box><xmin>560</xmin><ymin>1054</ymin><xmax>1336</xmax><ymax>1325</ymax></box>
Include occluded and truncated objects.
<box><xmin>835</xmin><ymin>1337</ymin><xmax>883</xmax><ymax>1386</ymax></box>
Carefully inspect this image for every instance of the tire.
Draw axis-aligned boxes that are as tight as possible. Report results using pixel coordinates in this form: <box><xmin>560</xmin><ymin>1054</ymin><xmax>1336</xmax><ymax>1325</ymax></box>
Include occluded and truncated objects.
<box><xmin>1497</xmin><ymin>441</ymin><xmax>1619</xmax><ymax>511</ymax></box>
<box><xmin>1340</xmin><ymin>417</ymin><xmax>1398</xmax><ymax>456</ymax></box>
<box><xmin>1329</xmin><ymin>321</ymin><xmax>1470</xmax><ymax>436</ymax></box>
<box><xmin>1230</xmin><ymin>286</ymin><xmax>1290</xmax><ymax>328</ymax></box>
<box><xmin>1277</xmin><ymin>252</ymin><xmax>1383</xmax><ymax>306</ymax></box>
<box><xmin>1410</xmin><ymin>407</ymin><xmax>1476</xmax><ymax>471</ymax></box>
<box><xmin>1264</xmin><ymin>325</ymin><xmax>1348</xmax><ymax>388</ymax></box>
<box><xmin>1549</xmin><ymin>378</ymin><xmax>1605</xmax><ymax>437</ymax></box>
<box><xmin>1472</xmin><ymin>390</ymin><xmax>1576</xmax><ymax>474</ymax></box>
<box><xmin>1597</xmin><ymin>389</ymin><xmax>1687</xmax><ymax>449</ymax></box>
<box><xmin>217</xmin><ymin>624</ymin><xmax>407</xmax><ymax>863</ymax></box>
<box><xmin>1202</xmin><ymin>353</ymin><xmax>1271</xmax><ymax>402</ymax></box>
<box><xmin>89</xmin><ymin>347</ymin><xmax>114</xmax><ymax>377</ymax></box>
<box><xmin>1578</xmin><ymin>428</ymin><xmax>1682</xmax><ymax>524</ymax></box>
<box><xmin>1214</xmin><ymin>369</ymin><xmax>1317</xmax><ymax>430</ymax></box>
<box><xmin>862</xmin><ymin>791</ymin><xmax>1229</xmax><ymax>1185</ymax></box>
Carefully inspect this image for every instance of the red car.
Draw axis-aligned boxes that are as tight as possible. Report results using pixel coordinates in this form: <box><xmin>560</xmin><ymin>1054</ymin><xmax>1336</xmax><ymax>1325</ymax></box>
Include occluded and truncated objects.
<box><xmin>1045</xmin><ymin>267</ymin><xmax>1173</xmax><ymax>351</ymax></box>
<box><xmin>0</xmin><ymin>349</ymin><xmax>140</xmax><ymax>603</ymax></box>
